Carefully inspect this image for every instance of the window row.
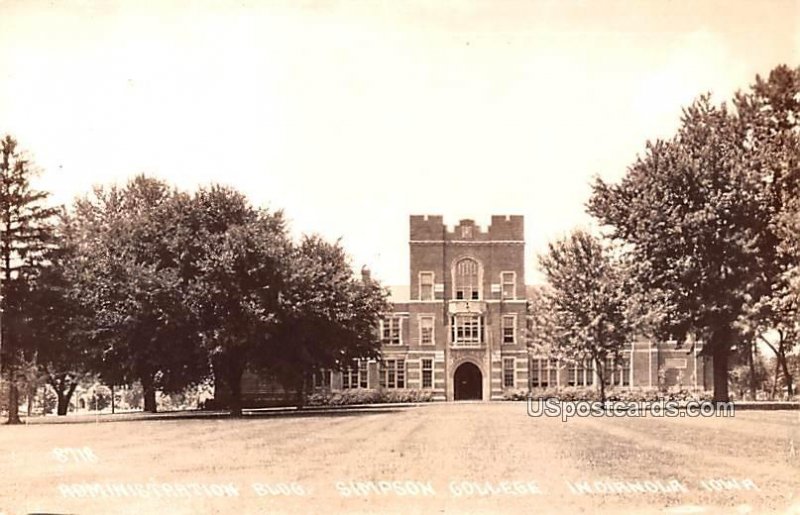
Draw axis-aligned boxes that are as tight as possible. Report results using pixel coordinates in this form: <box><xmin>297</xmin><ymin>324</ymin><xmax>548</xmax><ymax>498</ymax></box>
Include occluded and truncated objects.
<box><xmin>417</xmin><ymin>266</ymin><xmax>518</xmax><ymax>300</ymax></box>
<box><xmin>381</xmin><ymin>314</ymin><xmax>518</xmax><ymax>346</ymax></box>
<box><xmin>312</xmin><ymin>359</ymin><xmax>437</xmax><ymax>390</ymax></box>
<box><xmin>530</xmin><ymin>357</ymin><xmax>631</xmax><ymax>388</ymax></box>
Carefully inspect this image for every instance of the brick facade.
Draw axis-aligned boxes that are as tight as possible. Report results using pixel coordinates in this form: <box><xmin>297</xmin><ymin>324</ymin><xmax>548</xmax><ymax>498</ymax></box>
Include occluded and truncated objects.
<box><xmin>369</xmin><ymin>215</ymin><xmax>530</xmax><ymax>401</ymax></box>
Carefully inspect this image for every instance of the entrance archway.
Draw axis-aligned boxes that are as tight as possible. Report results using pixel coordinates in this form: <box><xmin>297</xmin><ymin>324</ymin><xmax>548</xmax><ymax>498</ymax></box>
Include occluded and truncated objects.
<box><xmin>454</xmin><ymin>362</ymin><xmax>482</xmax><ymax>400</ymax></box>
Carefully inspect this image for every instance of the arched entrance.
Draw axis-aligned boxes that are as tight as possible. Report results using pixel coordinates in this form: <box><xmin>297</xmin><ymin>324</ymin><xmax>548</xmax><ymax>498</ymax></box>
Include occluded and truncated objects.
<box><xmin>454</xmin><ymin>362</ymin><xmax>483</xmax><ymax>400</ymax></box>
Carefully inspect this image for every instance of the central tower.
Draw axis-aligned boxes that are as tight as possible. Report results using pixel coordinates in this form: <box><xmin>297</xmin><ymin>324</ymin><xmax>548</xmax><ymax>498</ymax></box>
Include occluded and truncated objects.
<box><xmin>401</xmin><ymin>215</ymin><xmax>528</xmax><ymax>401</ymax></box>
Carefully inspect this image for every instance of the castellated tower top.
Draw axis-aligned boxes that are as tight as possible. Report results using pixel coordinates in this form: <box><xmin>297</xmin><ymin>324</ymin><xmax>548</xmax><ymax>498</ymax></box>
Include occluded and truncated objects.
<box><xmin>409</xmin><ymin>215</ymin><xmax>523</xmax><ymax>241</ymax></box>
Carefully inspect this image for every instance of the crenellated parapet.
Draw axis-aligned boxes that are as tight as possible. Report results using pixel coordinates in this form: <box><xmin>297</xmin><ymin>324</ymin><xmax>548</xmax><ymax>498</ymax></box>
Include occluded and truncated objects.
<box><xmin>409</xmin><ymin>215</ymin><xmax>523</xmax><ymax>242</ymax></box>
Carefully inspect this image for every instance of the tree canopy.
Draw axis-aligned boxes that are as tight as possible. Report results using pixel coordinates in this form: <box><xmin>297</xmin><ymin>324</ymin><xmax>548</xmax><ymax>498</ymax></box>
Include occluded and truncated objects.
<box><xmin>536</xmin><ymin>230</ymin><xmax>633</xmax><ymax>402</ymax></box>
<box><xmin>0</xmin><ymin>135</ymin><xmax>57</xmax><ymax>424</ymax></box>
<box><xmin>68</xmin><ymin>176</ymin><xmax>208</xmax><ymax>412</ymax></box>
<box><xmin>588</xmin><ymin>65</ymin><xmax>800</xmax><ymax>402</ymax></box>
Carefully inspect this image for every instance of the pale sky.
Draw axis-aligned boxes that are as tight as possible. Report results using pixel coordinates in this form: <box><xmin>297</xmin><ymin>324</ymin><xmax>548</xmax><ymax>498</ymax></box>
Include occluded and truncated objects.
<box><xmin>2</xmin><ymin>0</ymin><xmax>798</xmax><ymax>285</ymax></box>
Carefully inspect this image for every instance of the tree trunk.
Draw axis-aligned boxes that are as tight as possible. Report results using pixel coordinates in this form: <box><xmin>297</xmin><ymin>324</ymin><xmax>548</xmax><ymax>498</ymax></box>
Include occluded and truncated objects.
<box><xmin>228</xmin><ymin>371</ymin><xmax>243</xmax><ymax>417</ymax></box>
<box><xmin>772</xmin><ymin>357</ymin><xmax>780</xmax><ymax>400</ymax></box>
<box><xmin>56</xmin><ymin>382</ymin><xmax>78</xmax><ymax>416</ymax></box>
<box><xmin>779</xmin><ymin>350</ymin><xmax>794</xmax><ymax>398</ymax></box>
<box><xmin>142</xmin><ymin>376</ymin><xmax>157</xmax><ymax>413</ymax></box>
<box><xmin>711</xmin><ymin>338</ymin><xmax>730</xmax><ymax>403</ymax></box>
<box><xmin>57</xmin><ymin>393</ymin><xmax>68</xmax><ymax>415</ymax></box>
<box><xmin>295</xmin><ymin>373</ymin><xmax>307</xmax><ymax>409</ymax></box>
<box><xmin>5</xmin><ymin>357</ymin><xmax>22</xmax><ymax>424</ymax></box>
<box><xmin>6</xmin><ymin>381</ymin><xmax>21</xmax><ymax>424</ymax></box>
<box><xmin>27</xmin><ymin>386</ymin><xmax>34</xmax><ymax>417</ymax></box>
<box><xmin>143</xmin><ymin>387</ymin><xmax>157</xmax><ymax>413</ymax></box>
<box><xmin>595</xmin><ymin>357</ymin><xmax>606</xmax><ymax>404</ymax></box>
<box><xmin>224</xmin><ymin>358</ymin><xmax>246</xmax><ymax>418</ymax></box>
<box><xmin>747</xmin><ymin>340</ymin><xmax>757</xmax><ymax>400</ymax></box>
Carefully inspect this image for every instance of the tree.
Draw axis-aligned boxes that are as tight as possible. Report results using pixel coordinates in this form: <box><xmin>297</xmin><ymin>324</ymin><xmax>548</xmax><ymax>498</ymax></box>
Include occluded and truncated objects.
<box><xmin>24</xmin><ymin>215</ymin><xmax>93</xmax><ymax>415</ymax></box>
<box><xmin>0</xmin><ymin>135</ymin><xmax>57</xmax><ymax>424</ymax></box>
<box><xmin>188</xmin><ymin>186</ymin><xmax>289</xmax><ymax>417</ymax></box>
<box><xmin>268</xmin><ymin>236</ymin><xmax>388</xmax><ymax>407</ymax></box>
<box><xmin>537</xmin><ymin>230</ymin><xmax>633</xmax><ymax>403</ymax></box>
<box><xmin>69</xmin><ymin>176</ymin><xmax>208</xmax><ymax>412</ymax></box>
<box><xmin>588</xmin><ymin>96</ymin><xmax>767</xmax><ymax>402</ymax></box>
<box><xmin>526</xmin><ymin>284</ymin><xmax>558</xmax><ymax>355</ymax></box>
<box><xmin>728</xmin><ymin>340</ymin><xmax>768</xmax><ymax>400</ymax></box>
<box><xmin>733</xmin><ymin>65</ymin><xmax>800</xmax><ymax>398</ymax></box>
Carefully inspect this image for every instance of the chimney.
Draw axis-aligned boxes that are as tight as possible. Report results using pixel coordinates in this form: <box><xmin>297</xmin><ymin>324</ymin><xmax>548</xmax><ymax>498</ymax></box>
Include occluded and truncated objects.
<box><xmin>361</xmin><ymin>265</ymin><xmax>372</xmax><ymax>283</ymax></box>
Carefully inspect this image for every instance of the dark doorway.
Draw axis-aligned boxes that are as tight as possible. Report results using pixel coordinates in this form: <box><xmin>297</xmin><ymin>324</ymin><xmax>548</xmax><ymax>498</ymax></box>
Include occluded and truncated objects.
<box><xmin>454</xmin><ymin>362</ymin><xmax>482</xmax><ymax>400</ymax></box>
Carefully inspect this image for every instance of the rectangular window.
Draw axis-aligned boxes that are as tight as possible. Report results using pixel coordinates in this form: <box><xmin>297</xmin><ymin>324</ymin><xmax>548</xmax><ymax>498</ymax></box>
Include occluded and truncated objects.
<box><xmin>530</xmin><ymin>359</ymin><xmax>541</xmax><ymax>388</ymax></box>
<box><xmin>342</xmin><ymin>367</ymin><xmax>358</xmax><ymax>389</ymax></box>
<box><xmin>501</xmin><ymin>272</ymin><xmax>516</xmax><ymax>299</ymax></box>
<box><xmin>502</xmin><ymin>315</ymin><xmax>516</xmax><ymax>344</ymax></box>
<box><xmin>381</xmin><ymin>317</ymin><xmax>401</xmax><ymax>345</ymax></box>
<box><xmin>380</xmin><ymin>359</ymin><xmax>405</xmax><ymax>389</ymax></box>
<box><xmin>359</xmin><ymin>360</ymin><xmax>368</xmax><ymax>388</ymax></box>
<box><xmin>620</xmin><ymin>356</ymin><xmax>630</xmax><ymax>386</ymax></box>
<box><xmin>451</xmin><ymin>314</ymin><xmax>483</xmax><ymax>346</ymax></box>
<box><xmin>567</xmin><ymin>360</ymin><xmax>593</xmax><ymax>387</ymax></box>
<box><xmin>568</xmin><ymin>363</ymin><xmax>578</xmax><ymax>387</ymax></box>
<box><xmin>604</xmin><ymin>356</ymin><xmax>631</xmax><ymax>387</ymax></box>
<box><xmin>342</xmin><ymin>360</ymin><xmax>368</xmax><ymax>389</ymax></box>
<box><xmin>530</xmin><ymin>358</ymin><xmax>558</xmax><ymax>388</ymax></box>
<box><xmin>421</xmin><ymin>358</ymin><xmax>433</xmax><ymax>389</ymax></box>
<box><xmin>419</xmin><ymin>315</ymin><xmax>435</xmax><ymax>346</ymax></box>
<box><xmin>455</xmin><ymin>259</ymin><xmax>480</xmax><ymax>300</ymax></box>
<box><xmin>419</xmin><ymin>272</ymin><xmax>434</xmax><ymax>301</ymax></box>
<box><xmin>503</xmin><ymin>358</ymin><xmax>515</xmax><ymax>388</ymax></box>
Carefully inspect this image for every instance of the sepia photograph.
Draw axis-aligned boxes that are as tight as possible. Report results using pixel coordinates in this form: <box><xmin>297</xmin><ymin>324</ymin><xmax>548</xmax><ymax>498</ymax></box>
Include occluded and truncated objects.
<box><xmin>0</xmin><ymin>1</ymin><xmax>799</xmax><ymax>513</ymax></box>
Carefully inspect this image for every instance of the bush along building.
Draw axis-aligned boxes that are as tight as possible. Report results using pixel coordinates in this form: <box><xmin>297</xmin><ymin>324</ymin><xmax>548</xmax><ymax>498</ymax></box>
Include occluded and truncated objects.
<box><xmin>222</xmin><ymin>215</ymin><xmax>713</xmax><ymax>407</ymax></box>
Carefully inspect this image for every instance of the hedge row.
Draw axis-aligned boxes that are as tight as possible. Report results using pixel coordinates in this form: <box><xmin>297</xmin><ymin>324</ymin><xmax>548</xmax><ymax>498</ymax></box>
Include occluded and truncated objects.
<box><xmin>306</xmin><ymin>389</ymin><xmax>434</xmax><ymax>406</ymax></box>
<box><xmin>504</xmin><ymin>387</ymin><xmax>714</xmax><ymax>402</ymax></box>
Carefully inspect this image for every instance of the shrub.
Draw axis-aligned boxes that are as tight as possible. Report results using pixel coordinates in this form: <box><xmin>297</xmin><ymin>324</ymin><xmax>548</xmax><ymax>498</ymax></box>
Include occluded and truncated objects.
<box><xmin>305</xmin><ymin>389</ymin><xmax>433</xmax><ymax>406</ymax></box>
<box><xmin>502</xmin><ymin>388</ymin><xmax>530</xmax><ymax>401</ymax></box>
<box><xmin>522</xmin><ymin>387</ymin><xmax>713</xmax><ymax>403</ymax></box>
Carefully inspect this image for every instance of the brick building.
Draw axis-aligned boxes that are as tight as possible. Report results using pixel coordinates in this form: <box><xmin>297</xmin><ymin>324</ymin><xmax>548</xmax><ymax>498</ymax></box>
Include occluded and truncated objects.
<box><xmin>373</xmin><ymin>214</ymin><xmax>532</xmax><ymax>401</ymax></box>
<box><xmin>316</xmin><ymin>215</ymin><xmax>712</xmax><ymax>401</ymax></box>
<box><xmin>227</xmin><ymin>214</ymin><xmax>712</xmax><ymax>407</ymax></box>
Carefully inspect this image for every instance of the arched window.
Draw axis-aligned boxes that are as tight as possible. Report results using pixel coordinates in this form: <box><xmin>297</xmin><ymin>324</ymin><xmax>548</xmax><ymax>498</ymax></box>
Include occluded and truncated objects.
<box><xmin>454</xmin><ymin>258</ymin><xmax>480</xmax><ymax>300</ymax></box>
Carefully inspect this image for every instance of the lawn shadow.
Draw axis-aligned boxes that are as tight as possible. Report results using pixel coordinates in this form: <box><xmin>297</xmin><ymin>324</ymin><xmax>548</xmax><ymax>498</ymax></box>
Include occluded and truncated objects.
<box><xmin>12</xmin><ymin>406</ymin><xmax>412</xmax><ymax>426</ymax></box>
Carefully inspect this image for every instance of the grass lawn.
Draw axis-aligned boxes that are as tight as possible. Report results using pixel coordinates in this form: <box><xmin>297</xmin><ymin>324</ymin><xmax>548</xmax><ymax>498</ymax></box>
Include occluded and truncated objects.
<box><xmin>1</xmin><ymin>402</ymin><xmax>799</xmax><ymax>514</ymax></box>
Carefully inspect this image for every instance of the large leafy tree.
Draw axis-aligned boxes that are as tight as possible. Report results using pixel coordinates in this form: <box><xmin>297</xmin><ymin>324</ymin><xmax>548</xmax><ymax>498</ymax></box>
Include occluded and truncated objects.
<box><xmin>268</xmin><ymin>236</ymin><xmax>388</xmax><ymax>407</ymax></box>
<box><xmin>588</xmin><ymin>95</ymin><xmax>768</xmax><ymax>402</ymax></box>
<box><xmin>537</xmin><ymin>230</ymin><xmax>633</xmax><ymax>402</ymax></box>
<box><xmin>733</xmin><ymin>65</ymin><xmax>800</xmax><ymax>398</ymax></box>
<box><xmin>188</xmin><ymin>186</ymin><xmax>289</xmax><ymax>417</ymax></box>
<box><xmin>0</xmin><ymin>135</ymin><xmax>57</xmax><ymax>424</ymax></box>
<box><xmin>69</xmin><ymin>176</ymin><xmax>207</xmax><ymax>412</ymax></box>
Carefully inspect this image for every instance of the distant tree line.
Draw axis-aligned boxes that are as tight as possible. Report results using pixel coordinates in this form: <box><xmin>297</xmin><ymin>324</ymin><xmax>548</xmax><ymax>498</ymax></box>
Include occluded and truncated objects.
<box><xmin>0</xmin><ymin>168</ymin><xmax>388</xmax><ymax>422</ymax></box>
<box><xmin>531</xmin><ymin>64</ymin><xmax>800</xmax><ymax>403</ymax></box>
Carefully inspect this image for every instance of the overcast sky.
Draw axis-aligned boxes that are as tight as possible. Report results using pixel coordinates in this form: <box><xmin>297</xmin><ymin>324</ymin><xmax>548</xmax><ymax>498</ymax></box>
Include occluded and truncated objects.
<box><xmin>2</xmin><ymin>0</ymin><xmax>798</xmax><ymax>285</ymax></box>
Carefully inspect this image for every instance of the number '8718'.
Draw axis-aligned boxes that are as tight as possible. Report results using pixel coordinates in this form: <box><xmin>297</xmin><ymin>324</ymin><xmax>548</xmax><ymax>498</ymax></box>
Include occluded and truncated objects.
<box><xmin>52</xmin><ymin>447</ymin><xmax>98</xmax><ymax>463</ymax></box>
